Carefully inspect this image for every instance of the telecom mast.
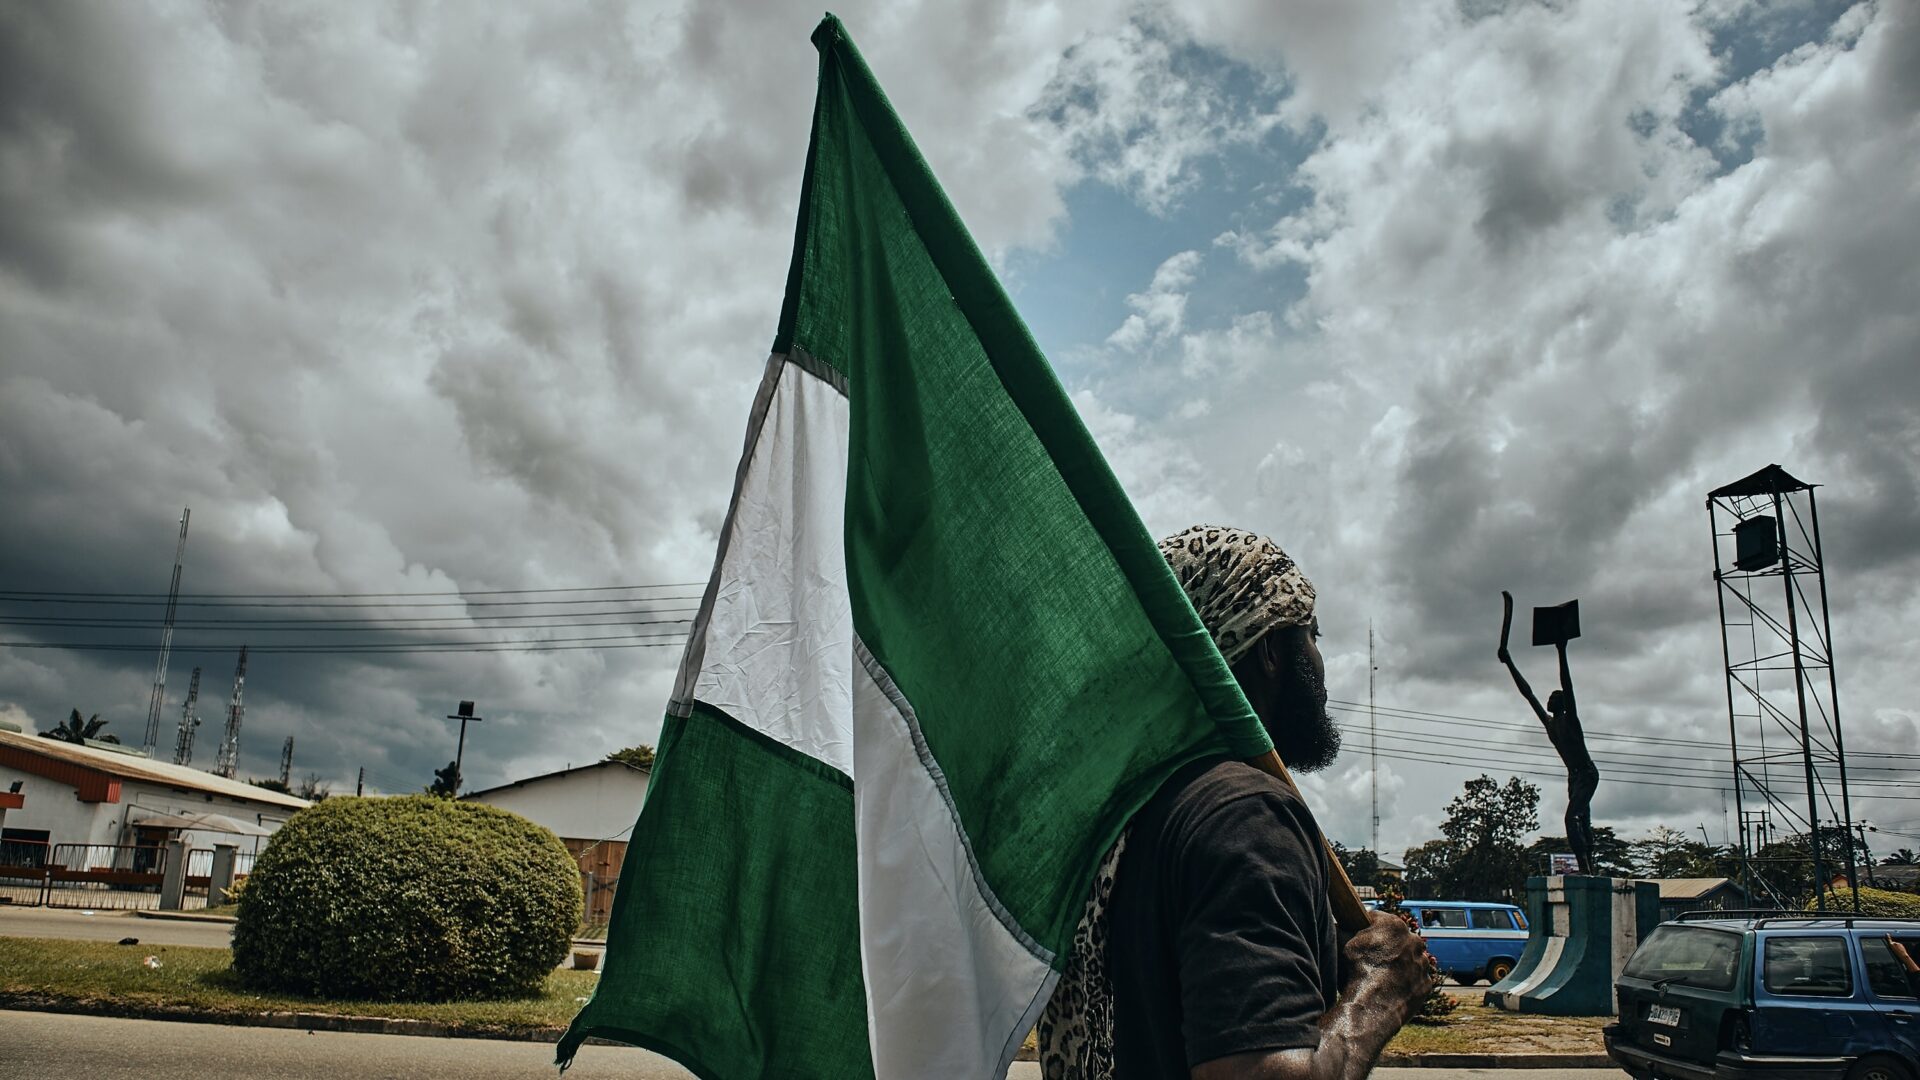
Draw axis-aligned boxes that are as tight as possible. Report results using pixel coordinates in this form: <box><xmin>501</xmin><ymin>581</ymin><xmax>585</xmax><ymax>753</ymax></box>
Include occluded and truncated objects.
<box><xmin>279</xmin><ymin>736</ymin><xmax>294</xmax><ymax>787</ymax></box>
<box><xmin>213</xmin><ymin>646</ymin><xmax>248</xmax><ymax>779</ymax></box>
<box><xmin>142</xmin><ymin>508</ymin><xmax>191</xmax><ymax>756</ymax></box>
<box><xmin>172</xmin><ymin>667</ymin><xmax>202</xmax><ymax>765</ymax></box>
<box><xmin>1369</xmin><ymin>620</ymin><xmax>1379</xmax><ymax>859</ymax></box>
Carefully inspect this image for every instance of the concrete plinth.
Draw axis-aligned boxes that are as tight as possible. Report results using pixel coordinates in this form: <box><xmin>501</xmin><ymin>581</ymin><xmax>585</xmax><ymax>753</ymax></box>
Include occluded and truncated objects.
<box><xmin>1485</xmin><ymin>874</ymin><xmax>1659</xmax><ymax>1016</ymax></box>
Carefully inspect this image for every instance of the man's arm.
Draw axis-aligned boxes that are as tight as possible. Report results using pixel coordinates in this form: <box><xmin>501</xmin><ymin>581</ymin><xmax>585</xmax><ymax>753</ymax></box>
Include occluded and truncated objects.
<box><xmin>1191</xmin><ymin>912</ymin><xmax>1437</xmax><ymax>1080</ymax></box>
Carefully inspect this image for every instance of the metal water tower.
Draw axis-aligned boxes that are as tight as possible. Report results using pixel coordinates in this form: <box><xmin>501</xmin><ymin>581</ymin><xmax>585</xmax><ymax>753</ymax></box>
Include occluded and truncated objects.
<box><xmin>1707</xmin><ymin>464</ymin><xmax>1855</xmax><ymax>910</ymax></box>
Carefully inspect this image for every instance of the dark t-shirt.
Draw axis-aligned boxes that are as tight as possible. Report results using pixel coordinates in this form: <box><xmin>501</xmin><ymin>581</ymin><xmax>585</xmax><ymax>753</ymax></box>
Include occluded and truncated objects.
<box><xmin>1110</xmin><ymin>757</ymin><xmax>1338</xmax><ymax>1079</ymax></box>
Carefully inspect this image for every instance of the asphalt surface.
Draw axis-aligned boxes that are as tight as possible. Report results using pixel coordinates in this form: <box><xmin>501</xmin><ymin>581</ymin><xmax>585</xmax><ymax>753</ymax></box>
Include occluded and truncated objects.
<box><xmin>0</xmin><ymin>905</ymin><xmax>233</xmax><ymax>948</ymax></box>
<box><xmin>0</xmin><ymin>1011</ymin><xmax>1629</xmax><ymax>1080</ymax></box>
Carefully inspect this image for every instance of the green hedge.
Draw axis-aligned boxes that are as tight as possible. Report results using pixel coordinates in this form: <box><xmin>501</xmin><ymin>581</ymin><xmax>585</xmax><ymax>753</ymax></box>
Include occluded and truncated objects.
<box><xmin>232</xmin><ymin>795</ymin><xmax>583</xmax><ymax>1001</ymax></box>
<box><xmin>1819</xmin><ymin>886</ymin><xmax>1920</xmax><ymax>919</ymax></box>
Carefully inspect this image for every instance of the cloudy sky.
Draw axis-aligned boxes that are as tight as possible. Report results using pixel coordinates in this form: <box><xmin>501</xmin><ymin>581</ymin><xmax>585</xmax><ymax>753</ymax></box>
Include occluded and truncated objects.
<box><xmin>3</xmin><ymin>0</ymin><xmax>1915</xmax><ymax>862</ymax></box>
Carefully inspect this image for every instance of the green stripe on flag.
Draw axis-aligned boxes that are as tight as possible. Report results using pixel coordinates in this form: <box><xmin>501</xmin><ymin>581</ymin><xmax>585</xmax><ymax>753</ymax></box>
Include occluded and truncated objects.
<box><xmin>557</xmin><ymin>704</ymin><xmax>872</xmax><ymax>1078</ymax></box>
<box><xmin>801</xmin><ymin>19</ymin><xmax>1269</xmax><ymax>957</ymax></box>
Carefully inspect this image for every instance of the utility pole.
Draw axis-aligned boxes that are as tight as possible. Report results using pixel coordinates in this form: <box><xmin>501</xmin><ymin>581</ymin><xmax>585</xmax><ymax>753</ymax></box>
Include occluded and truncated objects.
<box><xmin>172</xmin><ymin>667</ymin><xmax>202</xmax><ymax>766</ymax></box>
<box><xmin>445</xmin><ymin>700</ymin><xmax>483</xmax><ymax>794</ymax></box>
<box><xmin>213</xmin><ymin>646</ymin><xmax>248</xmax><ymax>779</ymax></box>
<box><xmin>1369</xmin><ymin>620</ymin><xmax>1379</xmax><ymax>860</ymax></box>
<box><xmin>279</xmin><ymin>736</ymin><xmax>294</xmax><ymax>787</ymax></box>
<box><xmin>143</xmin><ymin>508</ymin><xmax>190</xmax><ymax>756</ymax></box>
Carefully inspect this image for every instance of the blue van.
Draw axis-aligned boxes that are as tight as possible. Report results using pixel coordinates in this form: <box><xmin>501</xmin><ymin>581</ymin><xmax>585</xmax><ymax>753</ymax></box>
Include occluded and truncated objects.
<box><xmin>1606</xmin><ymin>914</ymin><xmax>1920</xmax><ymax>1080</ymax></box>
<box><xmin>1367</xmin><ymin>899</ymin><xmax>1530</xmax><ymax>984</ymax></box>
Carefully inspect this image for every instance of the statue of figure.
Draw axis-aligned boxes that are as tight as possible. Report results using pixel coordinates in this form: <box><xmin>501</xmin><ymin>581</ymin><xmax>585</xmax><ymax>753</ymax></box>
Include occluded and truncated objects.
<box><xmin>1498</xmin><ymin>591</ymin><xmax>1600</xmax><ymax>876</ymax></box>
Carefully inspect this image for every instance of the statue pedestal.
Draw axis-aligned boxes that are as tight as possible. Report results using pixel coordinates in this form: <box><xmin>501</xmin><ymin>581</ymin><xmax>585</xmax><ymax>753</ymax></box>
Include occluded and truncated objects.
<box><xmin>1485</xmin><ymin>875</ymin><xmax>1659</xmax><ymax>1016</ymax></box>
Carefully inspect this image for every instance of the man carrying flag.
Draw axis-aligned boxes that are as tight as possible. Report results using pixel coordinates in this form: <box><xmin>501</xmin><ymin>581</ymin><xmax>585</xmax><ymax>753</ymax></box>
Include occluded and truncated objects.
<box><xmin>1042</xmin><ymin>526</ymin><xmax>1437</xmax><ymax>1079</ymax></box>
<box><xmin>560</xmin><ymin>15</ymin><xmax>1429</xmax><ymax>1079</ymax></box>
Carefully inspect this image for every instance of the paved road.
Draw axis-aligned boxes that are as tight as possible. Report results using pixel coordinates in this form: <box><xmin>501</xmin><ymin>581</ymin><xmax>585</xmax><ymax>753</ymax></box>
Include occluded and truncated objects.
<box><xmin>0</xmin><ymin>905</ymin><xmax>233</xmax><ymax>948</ymax></box>
<box><xmin>0</xmin><ymin>1011</ymin><xmax>1627</xmax><ymax>1079</ymax></box>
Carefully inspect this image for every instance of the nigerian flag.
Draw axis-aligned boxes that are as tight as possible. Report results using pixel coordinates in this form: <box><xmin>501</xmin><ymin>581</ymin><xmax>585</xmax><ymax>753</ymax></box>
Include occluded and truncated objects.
<box><xmin>558</xmin><ymin>16</ymin><xmax>1272</xmax><ymax>1078</ymax></box>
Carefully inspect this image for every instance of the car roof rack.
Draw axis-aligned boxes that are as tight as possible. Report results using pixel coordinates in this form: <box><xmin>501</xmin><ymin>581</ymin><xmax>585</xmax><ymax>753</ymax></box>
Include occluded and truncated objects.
<box><xmin>1674</xmin><ymin>909</ymin><xmax>1920</xmax><ymax>930</ymax></box>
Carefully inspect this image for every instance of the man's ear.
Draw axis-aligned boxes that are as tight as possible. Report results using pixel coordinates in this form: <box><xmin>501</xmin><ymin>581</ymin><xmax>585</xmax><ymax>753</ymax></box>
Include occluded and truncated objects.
<box><xmin>1256</xmin><ymin>630</ymin><xmax>1287</xmax><ymax>677</ymax></box>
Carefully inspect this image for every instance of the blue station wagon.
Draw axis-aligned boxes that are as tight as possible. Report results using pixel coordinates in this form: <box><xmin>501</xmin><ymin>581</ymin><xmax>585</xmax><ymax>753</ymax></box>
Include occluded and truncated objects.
<box><xmin>1606</xmin><ymin>914</ymin><xmax>1920</xmax><ymax>1080</ymax></box>
<box><xmin>1368</xmin><ymin>899</ymin><xmax>1530</xmax><ymax>985</ymax></box>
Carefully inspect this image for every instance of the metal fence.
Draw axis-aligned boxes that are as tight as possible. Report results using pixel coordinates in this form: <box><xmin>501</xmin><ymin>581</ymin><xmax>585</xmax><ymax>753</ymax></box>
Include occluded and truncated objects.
<box><xmin>0</xmin><ymin>842</ymin><xmax>258</xmax><ymax>909</ymax></box>
<box><xmin>0</xmin><ymin>838</ymin><xmax>50</xmax><ymax>907</ymax></box>
<box><xmin>40</xmin><ymin>843</ymin><xmax>169</xmax><ymax>910</ymax></box>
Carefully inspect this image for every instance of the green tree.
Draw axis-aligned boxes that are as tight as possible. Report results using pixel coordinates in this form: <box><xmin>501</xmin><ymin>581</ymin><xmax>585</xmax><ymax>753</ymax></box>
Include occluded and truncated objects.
<box><xmin>250</xmin><ymin>777</ymin><xmax>293</xmax><ymax>795</ymax></box>
<box><xmin>1631</xmin><ymin>826</ymin><xmax>1735</xmax><ymax>879</ymax></box>
<box><xmin>1884</xmin><ymin>849</ymin><xmax>1918</xmax><ymax>866</ymax></box>
<box><xmin>1526</xmin><ymin>826</ymin><xmax>1636</xmax><ymax>878</ymax></box>
<box><xmin>426</xmin><ymin>761</ymin><xmax>461</xmax><ymax>797</ymax></box>
<box><xmin>41</xmin><ymin>708</ymin><xmax>116</xmax><ymax>745</ymax></box>
<box><xmin>1400</xmin><ymin>838</ymin><xmax>1458</xmax><ymax>898</ymax></box>
<box><xmin>1330</xmin><ymin>841</ymin><xmax>1384</xmax><ymax>891</ymax></box>
<box><xmin>1436</xmin><ymin>774</ymin><xmax>1539</xmax><ymax>900</ymax></box>
<box><xmin>603</xmin><ymin>744</ymin><xmax>656</xmax><ymax>770</ymax></box>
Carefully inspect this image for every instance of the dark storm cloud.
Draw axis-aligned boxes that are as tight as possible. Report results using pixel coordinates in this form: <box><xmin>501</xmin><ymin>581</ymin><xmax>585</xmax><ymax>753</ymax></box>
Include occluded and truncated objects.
<box><xmin>0</xmin><ymin>0</ymin><xmax>1136</xmax><ymax>792</ymax></box>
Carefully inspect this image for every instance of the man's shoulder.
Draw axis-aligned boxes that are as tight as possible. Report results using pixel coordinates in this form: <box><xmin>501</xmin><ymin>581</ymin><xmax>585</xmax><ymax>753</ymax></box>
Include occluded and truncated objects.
<box><xmin>1164</xmin><ymin>756</ymin><xmax>1302</xmax><ymax>814</ymax></box>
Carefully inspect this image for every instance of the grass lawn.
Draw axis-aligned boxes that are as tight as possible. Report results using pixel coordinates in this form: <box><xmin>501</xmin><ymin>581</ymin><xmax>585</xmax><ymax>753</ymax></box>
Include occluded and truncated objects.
<box><xmin>0</xmin><ymin>938</ymin><xmax>598</xmax><ymax>1036</ymax></box>
<box><xmin>1385</xmin><ymin>1003</ymin><xmax>1608</xmax><ymax>1056</ymax></box>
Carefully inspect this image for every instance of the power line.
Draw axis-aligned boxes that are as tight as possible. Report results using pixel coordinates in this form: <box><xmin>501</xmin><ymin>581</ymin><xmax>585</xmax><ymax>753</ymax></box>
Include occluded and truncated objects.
<box><xmin>1328</xmin><ymin>696</ymin><xmax>1920</xmax><ymax>761</ymax></box>
<box><xmin>0</xmin><ymin>582</ymin><xmax>704</xmax><ymax>600</ymax></box>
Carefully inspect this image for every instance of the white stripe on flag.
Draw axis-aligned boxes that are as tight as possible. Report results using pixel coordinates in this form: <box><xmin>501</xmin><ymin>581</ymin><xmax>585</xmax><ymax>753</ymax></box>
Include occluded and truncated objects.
<box><xmin>853</xmin><ymin>645</ymin><xmax>1057</xmax><ymax>1078</ymax></box>
<box><xmin>682</xmin><ymin>356</ymin><xmax>855</xmax><ymax>775</ymax></box>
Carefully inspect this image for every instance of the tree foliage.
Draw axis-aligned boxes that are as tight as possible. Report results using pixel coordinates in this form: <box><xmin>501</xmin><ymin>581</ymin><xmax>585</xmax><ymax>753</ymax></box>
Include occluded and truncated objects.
<box><xmin>1527</xmin><ymin>827</ymin><xmax>1636</xmax><ymax>878</ymax></box>
<box><xmin>233</xmin><ymin>795</ymin><xmax>582</xmax><ymax>1001</ymax></box>
<box><xmin>426</xmin><ymin>761</ymin><xmax>460</xmax><ymax>797</ymax></box>
<box><xmin>1630</xmin><ymin>826</ymin><xmax>1735</xmax><ymax>879</ymax></box>
<box><xmin>1330</xmin><ymin>841</ymin><xmax>1383</xmax><ymax>891</ymax></box>
<box><xmin>602</xmin><ymin>744</ymin><xmax>656</xmax><ymax>770</ymax></box>
<box><xmin>1399</xmin><ymin>775</ymin><xmax>1539</xmax><ymax>899</ymax></box>
<box><xmin>42</xmin><ymin>708</ymin><xmax>116</xmax><ymax>745</ymax></box>
<box><xmin>249</xmin><ymin>777</ymin><xmax>293</xmax><ymax>795</ymax></box>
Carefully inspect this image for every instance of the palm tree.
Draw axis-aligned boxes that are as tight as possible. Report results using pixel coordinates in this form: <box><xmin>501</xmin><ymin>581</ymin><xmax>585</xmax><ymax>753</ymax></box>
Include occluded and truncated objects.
<box><xmin>1884</xmin><ymin>848</ymin><xmax>1919</xmax><ymax>866</ymax></box>
<box><xmin>41</xmin><ymin>709</ymin><xmax>117</xmax><ymax>745</ymax></box>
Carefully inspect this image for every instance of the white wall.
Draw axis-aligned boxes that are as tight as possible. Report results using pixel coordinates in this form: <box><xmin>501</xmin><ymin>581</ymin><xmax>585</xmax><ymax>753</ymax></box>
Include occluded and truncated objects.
<box><xmin>467</xmin><ymin>764</ymin><xmax>649</xmax><ymax>842</ymax></box>
<box><xmin>0</xmin><ymin>771</ymin><xmax>111</xmax><ymax>847</ymax></box>
<box><xmin>0</xmin><ymin>766</ymin><xmax>295</xmax><ymax>854</ymax></box>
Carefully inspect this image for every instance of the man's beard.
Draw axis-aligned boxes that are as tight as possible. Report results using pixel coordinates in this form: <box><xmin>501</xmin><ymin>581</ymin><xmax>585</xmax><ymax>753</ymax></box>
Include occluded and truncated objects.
<box><xmin>1271</xmin><ymin>645</ymin><xmax>1341</xmax><ymax>773</ymax></box>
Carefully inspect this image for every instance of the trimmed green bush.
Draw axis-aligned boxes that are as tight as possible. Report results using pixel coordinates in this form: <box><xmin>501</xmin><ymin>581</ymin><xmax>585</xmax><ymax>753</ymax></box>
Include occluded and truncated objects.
<box><xmin>1819</xmin><ymin>886</ymin><xmax>1920</xmax><ymax>919</ymax></box>
<box><xmin>233</xmin><ymin>795</ymin><xmax>583</xmax><ymax>1001</ymax></box>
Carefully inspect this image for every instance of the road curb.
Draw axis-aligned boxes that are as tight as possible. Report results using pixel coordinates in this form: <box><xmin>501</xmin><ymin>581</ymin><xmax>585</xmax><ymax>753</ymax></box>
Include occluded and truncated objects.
<box><xmin>1377</xmin><ymin>1052</ymin><xmax>1614</xmax><ymax>1068</ymax></box>
<box><xmin>0</xmin><ymin>994</ymin><xmax>620</xmax><ymax>1046</ymax></box>
<box><xmin>2</xmin><ymin>995</ymin><xmax>1609</xmax><ymax>1066</ymax></box>
<box><xmin>133</xmin><ymin>910</ymin><xmax>237</xmax><ymax>924</ymax></box>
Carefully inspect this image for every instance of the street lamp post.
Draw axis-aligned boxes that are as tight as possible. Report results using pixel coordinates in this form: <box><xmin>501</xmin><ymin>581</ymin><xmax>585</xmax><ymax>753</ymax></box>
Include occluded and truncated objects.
<box><xmin>446</xmin><ymin>700</ymin><xmax>483</xmax><ymax>793</ymax></box>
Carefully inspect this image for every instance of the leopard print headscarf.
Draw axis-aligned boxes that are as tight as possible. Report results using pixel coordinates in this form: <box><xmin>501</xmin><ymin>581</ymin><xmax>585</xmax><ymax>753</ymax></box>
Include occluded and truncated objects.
<box><xmin>1157</xmin><ymin>524</ymin><xmax>1316</xmax><ymax>664</ymax></box>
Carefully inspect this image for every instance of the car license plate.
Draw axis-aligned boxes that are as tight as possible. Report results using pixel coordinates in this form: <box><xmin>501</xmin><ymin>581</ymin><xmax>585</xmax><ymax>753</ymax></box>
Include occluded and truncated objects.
<box><xmin>1648</xmin><ymin>1004</ymin><xmax>1682</xmax><ymax>1027</ymax></box>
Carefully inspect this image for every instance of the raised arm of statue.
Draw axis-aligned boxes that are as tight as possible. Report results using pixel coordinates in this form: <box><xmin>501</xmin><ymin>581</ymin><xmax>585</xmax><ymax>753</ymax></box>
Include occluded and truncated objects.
<box><xmin>1498</xmin><ymin>591</ymin><xmax>1550</xmax><ymax>724</ymax></box>
<box><xmin>1555</xmin><ymin>639</ymin><xmax>1577</xmax><ymax>720</ymax></box>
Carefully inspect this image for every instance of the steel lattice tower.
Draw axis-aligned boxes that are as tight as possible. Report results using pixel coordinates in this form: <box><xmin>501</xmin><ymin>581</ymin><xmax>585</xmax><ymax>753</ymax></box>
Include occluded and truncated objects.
<box><xmin>213</xmin><ymin>646</ymin><xmax>248</xmax><ymax>779</ymax></box>
<box><xmin>1708</xmin><ymin>464</ymin><xmax>1855</xmax><ymax>910</ymax></box>
<box><xmin>142</xmin><ymin>508</ymin><xmax>191</xmax><ymax>755</ymax></box>
<box><xmin>172</xmin><ymin>667</ymin><xmax>202</xmax><ymax>766</ymax></box>
<box><xmin>279</xmin><ymin>736</ymin><xmax>294</xmax><ymax>787</ymax></box>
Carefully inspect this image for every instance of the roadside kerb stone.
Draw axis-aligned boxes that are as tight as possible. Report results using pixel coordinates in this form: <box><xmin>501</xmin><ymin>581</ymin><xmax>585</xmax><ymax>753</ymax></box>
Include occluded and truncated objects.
<box><xmin>0</xmin><ymin>993</ymin><xmax>1606</xmax><ymax>1066</ymax></box>
<box><xmin>134</xmin><ymin>909</ymin><xmax>610</xmax><ymax>950</ymax></box>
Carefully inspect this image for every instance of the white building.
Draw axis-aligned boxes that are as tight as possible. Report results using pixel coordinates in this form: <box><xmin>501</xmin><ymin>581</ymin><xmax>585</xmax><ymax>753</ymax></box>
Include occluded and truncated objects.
<box><xmin>462</xmin><ymin>760</ymin><xmax>650</xmax><ymax>922</ymax></box>
<box><xmin>0</xmin><ymin>727</ymin><xmax>308</xmax><ymax>859</ymax></box>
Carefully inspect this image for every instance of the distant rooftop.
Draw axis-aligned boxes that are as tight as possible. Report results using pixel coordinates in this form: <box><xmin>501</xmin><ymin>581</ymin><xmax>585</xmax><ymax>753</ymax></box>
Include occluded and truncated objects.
<box><xmin>0</xmin><ymin>728</ymin><xmax>309</xmax><ymax>810</ymax></box>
